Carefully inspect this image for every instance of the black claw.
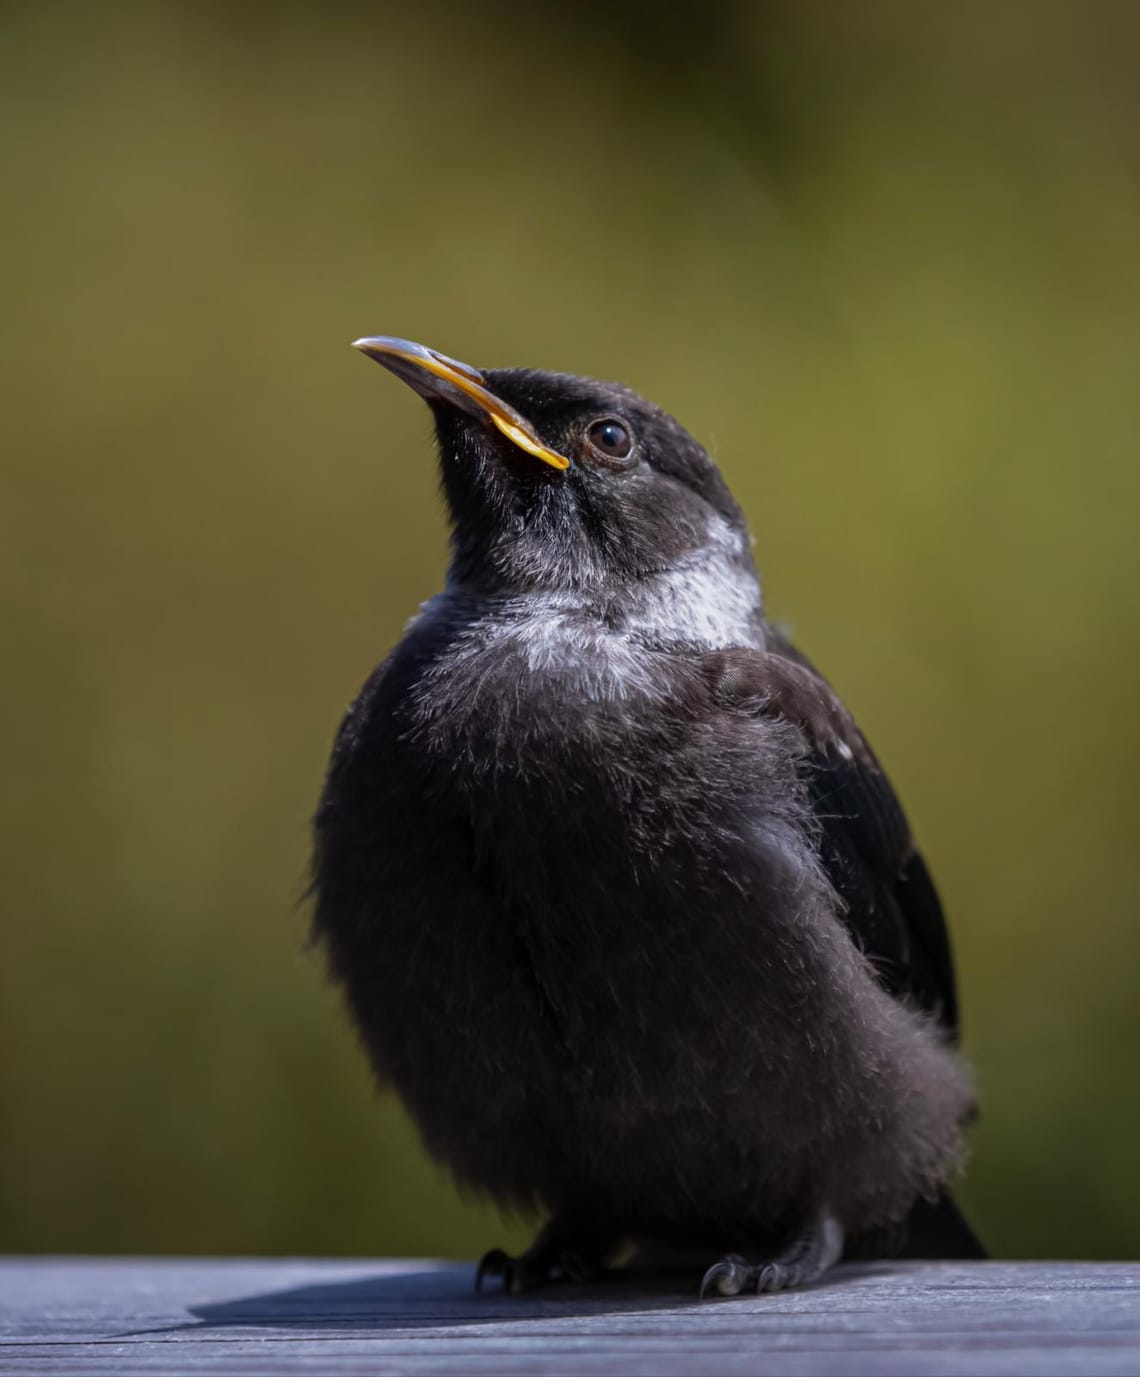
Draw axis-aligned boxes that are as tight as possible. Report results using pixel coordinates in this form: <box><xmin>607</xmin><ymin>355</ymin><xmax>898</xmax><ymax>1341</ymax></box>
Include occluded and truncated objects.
<box><xmin>699</xmin><ymin>1255</ymin><xmax>747</xmax><ymax>1300</ymax></box>
<box><xmin>755</xmin><ymin>1263</ymin><xmax>780</xmax><ymax>1294</ymax></box>
<box><xmin>475</xmin><ymin>1248</ymin><xmax>510</xmax><ymax>1294</ymax></box>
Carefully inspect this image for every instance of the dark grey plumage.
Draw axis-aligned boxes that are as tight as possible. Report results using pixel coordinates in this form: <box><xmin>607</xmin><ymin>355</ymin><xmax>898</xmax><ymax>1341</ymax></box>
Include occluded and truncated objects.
<box><xmin>312</xmin><ymin>339</ymin><xmax>982</xmax><ymax>1296</ymax></box>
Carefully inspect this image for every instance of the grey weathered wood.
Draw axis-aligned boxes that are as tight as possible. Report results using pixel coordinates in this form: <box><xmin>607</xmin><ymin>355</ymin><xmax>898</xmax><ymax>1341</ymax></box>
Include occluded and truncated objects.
<box><xmin>1</xmin><ymin>1258</ymin><xmax>1138</xmax><ymax>1375</ymax></box>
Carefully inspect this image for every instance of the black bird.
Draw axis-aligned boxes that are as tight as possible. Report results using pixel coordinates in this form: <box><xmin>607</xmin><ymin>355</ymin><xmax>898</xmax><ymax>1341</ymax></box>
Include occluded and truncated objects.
<box><xmin>312</xmin><ymin>337</ymin><xmax>983</xmax><ymax>1297</ymax></box>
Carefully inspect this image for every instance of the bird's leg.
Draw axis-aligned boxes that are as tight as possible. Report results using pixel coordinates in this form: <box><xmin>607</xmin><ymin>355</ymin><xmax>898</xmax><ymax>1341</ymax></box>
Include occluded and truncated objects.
<box><xmin>476</xmin><ymin>1215</ymin><xmax>616</xmax><ymax>1295</ymax></box>
<box><xmin>699</xmin><ymin>1212</ymin><xmax>844</xmax><ymax>1298</ymax></box>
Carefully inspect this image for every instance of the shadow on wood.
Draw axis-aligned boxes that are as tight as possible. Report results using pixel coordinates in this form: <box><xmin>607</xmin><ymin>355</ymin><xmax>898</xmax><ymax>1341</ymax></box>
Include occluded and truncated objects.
<box><xmin>184</xmin><ymin>1260</ymin><xmax>886</xmax><ymax>1333</ymax></box>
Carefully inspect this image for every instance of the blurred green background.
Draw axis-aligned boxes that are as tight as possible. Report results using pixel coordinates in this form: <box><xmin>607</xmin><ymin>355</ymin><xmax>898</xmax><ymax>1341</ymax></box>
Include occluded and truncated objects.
<box><xmin>3</xmin><ymin>0</ymin><xmax>1139</xmax><ymax>1262</ymax></box>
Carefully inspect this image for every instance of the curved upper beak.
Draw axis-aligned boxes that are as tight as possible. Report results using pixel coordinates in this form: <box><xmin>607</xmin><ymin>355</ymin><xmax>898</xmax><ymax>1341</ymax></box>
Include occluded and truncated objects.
<box><xmin>352</xmin><ymin>336</ymin><xmax>571</xmax><ymax>471</ymax></box>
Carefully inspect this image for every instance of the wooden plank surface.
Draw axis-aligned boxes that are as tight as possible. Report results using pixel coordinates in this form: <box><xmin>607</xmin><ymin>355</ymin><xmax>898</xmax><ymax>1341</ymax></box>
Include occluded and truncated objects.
<box><xmin>2</xmin><ymin>1258</ymin><xmax>1138</xmax><ymax>1375</ymax></box>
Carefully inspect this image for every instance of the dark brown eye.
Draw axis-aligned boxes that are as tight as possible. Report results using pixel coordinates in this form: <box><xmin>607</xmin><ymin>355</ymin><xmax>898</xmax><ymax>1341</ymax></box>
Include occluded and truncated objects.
<box><xmin>586</xmin><ymin>418</ymin><xmax>634</xmax><ymax>461</ymax></box>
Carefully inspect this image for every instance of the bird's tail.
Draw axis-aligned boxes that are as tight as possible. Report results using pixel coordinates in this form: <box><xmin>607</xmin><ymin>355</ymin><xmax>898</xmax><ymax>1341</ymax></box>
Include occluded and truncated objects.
<box><xmin>897</xmin><ymin>1191</ymin><xmax>987</xmax><ymax>1260</ymax></box>
<box><xmin>847</xmin><ymin>1191</ymin><xmax>987</xmax><ymax>1262</ymax></box>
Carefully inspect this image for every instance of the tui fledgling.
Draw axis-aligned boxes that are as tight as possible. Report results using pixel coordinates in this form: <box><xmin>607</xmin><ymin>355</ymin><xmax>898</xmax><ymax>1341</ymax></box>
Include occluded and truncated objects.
<box><xmin>311</xmin><ymin>337</ymin><xmax>984</xmax><ymax>1297</ymax></box>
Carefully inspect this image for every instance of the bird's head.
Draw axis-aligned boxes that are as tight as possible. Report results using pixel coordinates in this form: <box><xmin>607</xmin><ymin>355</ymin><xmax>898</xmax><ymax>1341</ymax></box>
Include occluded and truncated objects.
<box><xmin>353</xmin><ymin>337</ymin><xmax>761</xmax><ymax>639</ymax></box>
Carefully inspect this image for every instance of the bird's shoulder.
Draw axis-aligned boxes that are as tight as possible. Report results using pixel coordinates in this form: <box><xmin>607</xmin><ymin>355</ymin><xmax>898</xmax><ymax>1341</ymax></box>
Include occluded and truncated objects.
<box><xmin>699</xmin><ymin>630</ymin><xmax>960</xmax><ymax>1036</ymax></box>
<box><xmin>699</xmin><ymin>638</ymin><xmax>871</xmax><ymax>764</ymax></box>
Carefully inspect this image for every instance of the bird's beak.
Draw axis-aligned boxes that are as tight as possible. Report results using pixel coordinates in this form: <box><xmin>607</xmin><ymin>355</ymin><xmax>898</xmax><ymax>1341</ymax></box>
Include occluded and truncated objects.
<box><xmin>352</xmin><ymin>336</ymin><xmax>571</xmax><ymax>471</ymax></box>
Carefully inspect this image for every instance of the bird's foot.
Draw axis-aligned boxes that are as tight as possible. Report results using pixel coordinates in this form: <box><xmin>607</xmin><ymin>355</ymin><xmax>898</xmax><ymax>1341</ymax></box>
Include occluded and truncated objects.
<box><xmin>699</xmin><ymin>1213</ymin><xmax>844</xmax><ymax>1299</ymax></box>
<box><xmin>475</xmin><ymin>1244</ymin><xmax>598</xmax><ymax>1295</ymax></box>
<box><xmin>476</xmin><ymin>1216</ymin><xmax>613</xmax><ymax>1295</ymax></box>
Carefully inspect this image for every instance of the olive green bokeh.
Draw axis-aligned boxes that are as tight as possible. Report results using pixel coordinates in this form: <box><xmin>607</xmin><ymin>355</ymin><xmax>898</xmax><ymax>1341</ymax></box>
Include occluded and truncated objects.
<box><xmin>3</xmin><ymin>1</ymin><xmax>1138</xmax><ymax>1260</ymax></box>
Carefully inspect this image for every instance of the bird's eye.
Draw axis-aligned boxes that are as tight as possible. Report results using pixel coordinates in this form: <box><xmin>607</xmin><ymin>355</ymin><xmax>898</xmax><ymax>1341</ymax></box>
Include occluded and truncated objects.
<box><xmin>586</xmin><ymin>418</ymin><xmax>634</xmax><ymax>463</ymax></box>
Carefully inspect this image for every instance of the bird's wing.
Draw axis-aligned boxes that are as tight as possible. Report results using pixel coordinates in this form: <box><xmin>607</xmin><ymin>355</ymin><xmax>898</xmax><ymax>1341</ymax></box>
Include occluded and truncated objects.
<box><xmin>704</xmin><ymin>636</ymin><xmax>960</xmax><ymax>1038</ymax></box>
